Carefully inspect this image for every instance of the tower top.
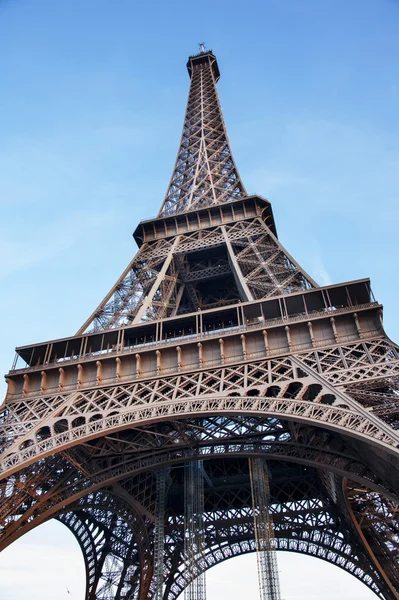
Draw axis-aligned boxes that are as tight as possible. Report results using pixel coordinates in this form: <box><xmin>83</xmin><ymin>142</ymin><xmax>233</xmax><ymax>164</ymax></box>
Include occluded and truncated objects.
<box><xmin>186</xmin><ymin>49</ymin><xmax>220</xmax><ymax>82</ymax></box>
<box><xmin>159</xmin><ymin>47</ymin><xmax>242</xmax><ymax>215</ymax></box>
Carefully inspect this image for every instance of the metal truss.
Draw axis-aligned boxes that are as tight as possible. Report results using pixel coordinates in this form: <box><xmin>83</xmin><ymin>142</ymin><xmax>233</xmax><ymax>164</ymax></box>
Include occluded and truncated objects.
<box><xmin>2</xmin><ymin>348</ymin><xmax>399</xmax><ymax>478</ymax></box>
<box><xmin>77</xmin><ymin>214</ymin><xmax>316</xmax><ymax>332</ymax></box>
<box><xmin>345</xmin><ymin>382</ymin><xmax>399</xmax><ymax>428</ymax></box>
<box><xmin>154</xmin><ymin>468</ymin><xmax>168</xmax><ymax>600</ymax></box>
<box><xmin>158</xmin><ymin>51</ymin><xmax>246</xmax><ymax>216</ymax></box>
<box><xmin>344</xmin><ymin>481</ymin><xmax>399</xmax><ymax>599</ymax></box>
<box><xmin>56</xmin><ymin>460</ymin><xmax>393</xmax><ymax>600</ymax></box>
<box><xmin>0</xmin><ymin>415</ymin><xmax>398</xmax><ymax>598</ymax></box>
<box><xmin>162</xmin><ymin>462</ymin><xmax>392</xmax><ymax>599</ymax></box>
<box><xmin>249</xmin><ymin>457</ymin><xmax>281</xmax><ymax>600</ymax></box>
<box><xmin>3</xmin><ymin>337</ymin><xmax>399</xmax><ymax>447</ymax></box>
<box><xmin>60</xmin><ymin>490</ymin><xmax>152</xmax><ymax>600</ymax></box>
<box><xmin>78</xmin><ymin>238</ymin><xmax>180</xmax><ymax>333</ymax></box>
<box><xmin>183</xmin><ymin>461</ymin><xmax>206</xmax><ymax>600</ymax></box>
<box><xmin>61</xmin><ymin>509</ymin><xmax>141</xmax><ymax>600</ymax></box>
<box><xmin>226</xmin><ymin>219</ymin><xmax>315</xmax><ymax>298</ymax></box>
<box><xmin>3</xmin><ymin>413</ymin><xmax>396</xmax><ymax>531</ymax></box>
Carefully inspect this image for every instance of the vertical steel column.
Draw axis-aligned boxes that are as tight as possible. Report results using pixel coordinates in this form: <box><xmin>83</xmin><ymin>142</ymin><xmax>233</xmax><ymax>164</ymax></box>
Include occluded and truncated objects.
<box><xmin>154</xmin><ymin>468</ymin><xmax>168</xmax><ymax>600</ymax></box>
<box><xmin>184</xmin><ymin>460</ymin><xmax>206</xmax><ymax>600</ymax></box>
<box><xmin>249</xmin><ymin>457</ymin><xmax>282</xmax><ymax>600</ymax></box>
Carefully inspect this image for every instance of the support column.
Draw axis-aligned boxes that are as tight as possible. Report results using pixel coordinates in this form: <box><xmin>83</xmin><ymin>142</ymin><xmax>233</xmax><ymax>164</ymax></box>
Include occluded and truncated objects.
<box><xmin>184</xmin><ymin>460</ymin><xmax>206</xmax><ymax>600</ymax></box>
<box><xmin>249</xmin><ymin>457</ymin><xmax>282</xmax><ymax>600</ymax></box>
<box><xmin>222</xmin><ymin>226</ymin><xmax>253</xmax><ymax>302</ymax></box>
<box><xmin>133</xmin><ymin>237</ymin><xmax>180</xmax><ymax>324</ymax></box>
<box><xmin>154</xmin><ymin>468</ymin><xmax>168</xmax><ymax>600</ymax></box>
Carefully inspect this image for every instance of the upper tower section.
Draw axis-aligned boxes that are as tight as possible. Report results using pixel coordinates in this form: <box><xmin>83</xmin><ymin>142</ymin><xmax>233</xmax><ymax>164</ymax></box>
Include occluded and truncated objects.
<box><xmin>186</xmin><ymin>49</ymin><xmax>220</xmax><ymax>81</ymax></box>
<box><xmin>158</xmin><ymin>49</ymin><xmax>247</xmax><ymax>216</ymax></box>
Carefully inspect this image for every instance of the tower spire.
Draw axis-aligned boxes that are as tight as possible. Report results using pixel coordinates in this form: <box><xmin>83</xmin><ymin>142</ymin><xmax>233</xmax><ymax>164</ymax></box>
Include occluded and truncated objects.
<box><xmin>158</xmin><ymin>50</ymin><xmax>246</xmax><ymax>216</ymax></box>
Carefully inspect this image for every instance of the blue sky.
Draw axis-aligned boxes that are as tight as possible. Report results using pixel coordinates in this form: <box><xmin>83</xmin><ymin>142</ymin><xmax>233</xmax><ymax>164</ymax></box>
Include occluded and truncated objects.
<box><xmin>0</xmin><ymin>0</ymin><xmax>398</xmax><ymax>598</ymax></box>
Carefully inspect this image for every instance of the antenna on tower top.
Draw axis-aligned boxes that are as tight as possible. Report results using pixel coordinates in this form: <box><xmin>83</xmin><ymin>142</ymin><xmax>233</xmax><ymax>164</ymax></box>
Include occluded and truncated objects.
<box><xmin>199</xmin><ymin>42</ymin><xmax>205</xmax><ymax>53</ymax></box>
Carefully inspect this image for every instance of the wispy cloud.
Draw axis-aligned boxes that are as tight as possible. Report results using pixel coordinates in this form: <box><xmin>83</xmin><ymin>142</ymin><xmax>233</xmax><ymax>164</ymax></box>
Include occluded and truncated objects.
<box><xmin>0</xmin><ymin>208</ymin><xmax>117</xmax><ymax>278</ymax></box>
<box><xmin>310</xmin><ymin>252</ymin><xmax>333</xmax><ymax>286</ymax></box>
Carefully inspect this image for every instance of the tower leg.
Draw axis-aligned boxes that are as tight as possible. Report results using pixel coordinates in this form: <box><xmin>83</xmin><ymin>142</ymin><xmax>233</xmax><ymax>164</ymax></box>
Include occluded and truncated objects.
<box><xmin>62</xmin><ymin>509</ymin><xmax>142</xmax><ymax>599</ymax></box>
<box><xmin>60</xmin><ymin>492</ymin><xmax>152</xmax><ymax>600</ymax></box>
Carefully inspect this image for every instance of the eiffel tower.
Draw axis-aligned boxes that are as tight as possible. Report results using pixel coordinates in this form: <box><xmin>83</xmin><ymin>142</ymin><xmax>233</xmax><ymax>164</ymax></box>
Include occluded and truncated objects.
<box><xmin>1</xmin><ymin>48</ymin><xmax>398</xmax><ymax>600</ymax></box>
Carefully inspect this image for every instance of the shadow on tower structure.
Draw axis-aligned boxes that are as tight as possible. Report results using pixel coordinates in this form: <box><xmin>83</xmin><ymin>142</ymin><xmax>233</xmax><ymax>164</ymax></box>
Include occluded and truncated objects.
<box><xmin>0</xmin><ymin>49</ymin><xmax>398</xmax><ymax>600</ymax></box>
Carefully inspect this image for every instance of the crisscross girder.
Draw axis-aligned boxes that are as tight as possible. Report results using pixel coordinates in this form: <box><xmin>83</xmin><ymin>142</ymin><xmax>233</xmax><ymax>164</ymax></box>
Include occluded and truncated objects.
<box><xmin>158</xmin><ymin>51</ymin><xmax>246</xmax><ymax>216</ymax></box>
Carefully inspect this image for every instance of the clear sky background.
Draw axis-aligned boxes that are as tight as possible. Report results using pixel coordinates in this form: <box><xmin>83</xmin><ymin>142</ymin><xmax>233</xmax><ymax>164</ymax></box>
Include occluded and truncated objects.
<box><xmin>0</xmin><ymin>0</ymin><xmax>398</xmax><ymax>598</ymax></box>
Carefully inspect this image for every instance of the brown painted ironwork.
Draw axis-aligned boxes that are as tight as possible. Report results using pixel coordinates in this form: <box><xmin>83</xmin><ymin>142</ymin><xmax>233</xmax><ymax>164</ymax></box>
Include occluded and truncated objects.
<box><xmin>1</xmin><ymin>48</ymin><xmax>399</xmax><ymax>600</ymax></box>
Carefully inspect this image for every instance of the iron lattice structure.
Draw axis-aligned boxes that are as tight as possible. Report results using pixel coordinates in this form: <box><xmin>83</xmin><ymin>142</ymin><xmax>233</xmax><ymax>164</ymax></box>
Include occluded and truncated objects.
<box><xmin>249</xmin><ymin>457</ymin><xmax>282</xmax><ymax>600</ymax></box>
<box><xmin>0</xmin><ymin>49</ymin><xmax>399</xmax><ymax>600</ymax></box>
